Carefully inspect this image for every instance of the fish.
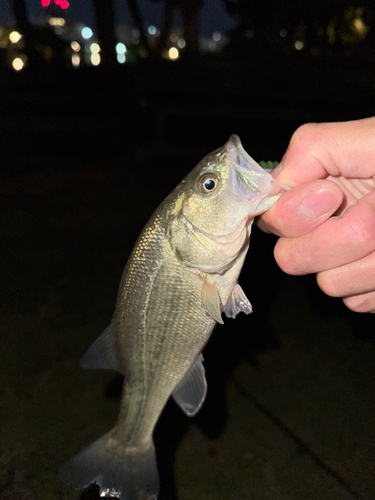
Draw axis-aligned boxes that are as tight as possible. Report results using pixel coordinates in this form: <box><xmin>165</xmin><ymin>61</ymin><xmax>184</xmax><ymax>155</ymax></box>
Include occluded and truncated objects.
<box><xmin>59</xmin><ymin>134</ymin><xmax>286</xmax><ymax>500</ymax></box>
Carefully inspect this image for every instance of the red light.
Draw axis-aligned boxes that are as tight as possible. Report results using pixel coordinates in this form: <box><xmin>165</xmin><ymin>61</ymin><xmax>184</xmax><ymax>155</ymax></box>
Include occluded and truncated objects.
<box><xmin>55</xmin><ymin>0</ymin><xmax>61</xmax><ymax>4</ymax></box>
<box><xmin>60</xmin><ymin>0</ymin><xmax>69</xmax><ymax>8</ymax></box>
<box><xmin>41</xmin><ymin>0</ymin><xmax>51</xmax><ymax>6</ymax></box>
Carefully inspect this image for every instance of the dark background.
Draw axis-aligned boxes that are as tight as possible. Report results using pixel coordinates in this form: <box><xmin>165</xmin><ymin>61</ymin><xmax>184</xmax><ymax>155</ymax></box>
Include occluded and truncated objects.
<box><xmin>1</xmin><ymin>1</ymin><xmax>375</xmax><ymax>499</ymax></box>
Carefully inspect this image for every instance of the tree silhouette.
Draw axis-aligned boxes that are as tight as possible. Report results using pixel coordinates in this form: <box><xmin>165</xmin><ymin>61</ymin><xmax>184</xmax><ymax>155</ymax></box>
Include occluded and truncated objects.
<box><xmin>179</xmin><ymin>0</ymin><xmax>204</xmax><ymax>55</ymax></box>
<box><xmin>10</xmin><ymin>0</ymin><xmax>40</xmax><ymax>67</ymax></box>
<box><xmin>224</xmin><ymin>0</ymin><xmax>375</xmax><ymax>59</ymax></box>
<box><xmin>151</xmin><ymin>0</ymin><xmax>177</xmax><ymax>53</ymax></box>
<box><xmin>92</xmin><ymin>0</ymin><xmax>117</xmax><ymax>66</ymax></box>
<box><xmin>151</xmin><ymin>0</ymin><xmax>205</xmax><ymax>55</ymax></box>
<box><xmin>124</xmin><ymin>0</ymin><xmax>152</xmax><ymax>54</ymax></box>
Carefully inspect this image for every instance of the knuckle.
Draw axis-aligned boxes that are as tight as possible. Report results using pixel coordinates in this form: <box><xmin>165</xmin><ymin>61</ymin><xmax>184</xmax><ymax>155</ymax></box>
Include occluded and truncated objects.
<box><xmin>290</xmin><ymin>123</ymin><xmax>320</xmax><ymax>148</ymax></box>
<box><xmin>344</xmin><ymin>218</ymin><xmax>375</xmax><ymax>255</ymax></box>
<box><xmin>274</xmin><ymin>238</ymin><xmax>305</xmax><ymax>275</ymax></box>
<box><xmin>287</xmin><ymin>124</ymin><xmax>321</xmax><ymax>160</ymax></box>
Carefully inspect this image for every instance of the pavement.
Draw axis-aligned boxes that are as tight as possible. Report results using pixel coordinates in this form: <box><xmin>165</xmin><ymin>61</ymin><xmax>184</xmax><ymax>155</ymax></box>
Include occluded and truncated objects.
<box><xmin>0</xmin><ymin>157</ymin><xmax>374</xmax><ymax>500</ymax></box>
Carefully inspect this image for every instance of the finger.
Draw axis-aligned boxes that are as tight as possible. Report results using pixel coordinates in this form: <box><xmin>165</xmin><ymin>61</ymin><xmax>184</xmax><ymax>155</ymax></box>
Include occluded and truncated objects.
<box><xmin>274</xmin><ymin>190</ymin><xmax>375</xmax><ymax>275</ymax></box>
<box><xmin>258</xmin><ymin>180</ymin><xmax>343</xmax><ymax>237</ymax></box>
<box><xmin>274</xmin><ymin>118</ymin><xmax>375</xmax><ymax>187</ymax></box>
<box><xmin>317</xmin><ymin>250</ymin><xmax>375</xmax><ymax>298</ymax></box>
<box><xmin>343</xmin><ymin>291</ymin><xmax>375</xmax><ymax>313</ymax></box>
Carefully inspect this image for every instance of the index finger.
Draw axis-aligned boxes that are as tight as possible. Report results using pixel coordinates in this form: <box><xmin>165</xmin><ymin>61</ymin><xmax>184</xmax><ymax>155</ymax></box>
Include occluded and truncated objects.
<box><xmin>275</xmin><ymin>118</ymin><xmax>375</xmax><ymax>187</ymax></box>
<box><xmin>274</xmin><ymin>190</ymin><xmax>375</xmax><ymax>275</ymax></box>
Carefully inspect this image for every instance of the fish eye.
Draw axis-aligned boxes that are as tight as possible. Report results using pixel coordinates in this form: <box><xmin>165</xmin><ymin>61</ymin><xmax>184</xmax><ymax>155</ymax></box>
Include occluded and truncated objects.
<box><xmin>198</xmin><ymin>174</ymin><xmax>219</xmax><ymax>194</ymax></box>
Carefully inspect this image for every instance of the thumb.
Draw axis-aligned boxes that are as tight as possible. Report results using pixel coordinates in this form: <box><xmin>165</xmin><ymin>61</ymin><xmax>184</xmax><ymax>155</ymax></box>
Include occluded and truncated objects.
<box><xmin>258</xmin><ymin>180</ymin><xmax>343</xmax><ymax>237</ymax></box>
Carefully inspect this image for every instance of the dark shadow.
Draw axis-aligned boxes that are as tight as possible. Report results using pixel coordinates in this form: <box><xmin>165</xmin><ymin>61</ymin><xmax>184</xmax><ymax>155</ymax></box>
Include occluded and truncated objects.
<box><xmin>104</xmin><ymin>373</ymin><xmax>125</xmax><ymax>399</ymax></box>
<box><xmin>79</xmin><ymin>483</ymin><xmax>101</xmax><ymax>500</ymax></box>
<box><xmin>154</xmin><ymin>400</ymin><xmax>190</xmax><ymax>500</ymax></box>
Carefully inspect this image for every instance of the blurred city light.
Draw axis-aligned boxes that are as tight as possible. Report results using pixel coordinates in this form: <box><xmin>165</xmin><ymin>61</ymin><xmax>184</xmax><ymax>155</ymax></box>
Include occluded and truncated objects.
<box><xmin>91</xmin><ymin>53</ymin><xmax>101</xmax><ymax>66</ymax></box>
<box><xmin>148</xmin><ymin>25</ymin><xmax>157</xmax><ymax>36</ymax></box>
<box><xmin>116</xmin><ymin>43</ymin><xmax>126</xmax><ymax>54</ymax></box>
<box><xmin>9</xmin><ymin>31</ymin><xmax>22</xmax><ymax>43</ymax></box>
<box><xmin>353</xmin><ymin>17</ymin><xmax>367</xmax><ymax>36</ymax></box>
<box><xmin>168</xmin><ymin>47</ymin><xmax>179</xmax><ymax>60</ymax></box>
<box><xmin>177</xmin><ymin>38</ymin><xmax>186</xmax><ymax>49</ymax></box>
<box><xmin>12</xmin><ymin>57</ymin><xmax>25</xmax><ymax>71</ymax></box>
<box><xmin>48</xmin><ymin>17</ymin><xmax>66</xmax><ymax>27</ymax></box>
<box><xmin>280</xmin><ymin>28</ymin><xmax>287</xmax><ymax>38</ymax></box>
<box><xmin>81</xmin><ymin>27</ymin><xmax>93</xmax><ymax>40</ymax></box>
<box><xmin>71</xmin><ymin>41</ymin><xmax>81</xmax><ymax>52</ymax></box>
<box><xmin>117</xmin><ymin>53</ymin><xmax>126</xmax><ymax>64</ymax></box>
<box><xmin>71</xmin><ymin>53</ymin><xmax>80</xmax><ymax>68</ymax></box>
<box><xmin>294</xmin><ymin>40</ymin><xmax>304</xmax><ymax>50</ymax></box>
<box><xmin>213</xmin><ymin>32</ymin><xmax>221</xmax><ymax>42</ymax></box>
<box><xmin>41</xmin><ymin>0</ymin><xmax>51</xmax><ymax>6</ymax></box>
<box><xmin>60</xmin><ymin>0</ymin><xmax>69</xmax><ymax>9</ymax></box>
<box><xmin>90</xmin><ymin>43</ymin><xmax>100</xmax><ymax>53</ymax></box>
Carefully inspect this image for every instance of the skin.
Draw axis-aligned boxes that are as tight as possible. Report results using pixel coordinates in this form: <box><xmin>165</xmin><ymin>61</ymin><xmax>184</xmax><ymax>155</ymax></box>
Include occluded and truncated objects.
<box><xmin>258</xmin><ymin>117</ymin><xmax>375</xmax><ymax>313</ymax></box>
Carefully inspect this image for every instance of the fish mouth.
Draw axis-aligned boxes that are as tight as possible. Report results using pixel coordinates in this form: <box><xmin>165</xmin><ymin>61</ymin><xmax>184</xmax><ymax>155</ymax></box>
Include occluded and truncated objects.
<box><xmin>226</xmin><ymin>135</ymin><xmax>271</xmax><ymax>196</ymax></box>
<box><xmin>225</xmin><ymin>134</ymin><xmax>288</xmax><ymax>206</ymax></box>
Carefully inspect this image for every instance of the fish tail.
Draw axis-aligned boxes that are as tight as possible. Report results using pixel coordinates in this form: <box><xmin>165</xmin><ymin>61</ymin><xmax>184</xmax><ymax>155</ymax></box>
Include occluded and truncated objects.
<box><xmin>59</xmin><ymin>429</ymin><xmax>159</xmax><ymax>500</ymax></box>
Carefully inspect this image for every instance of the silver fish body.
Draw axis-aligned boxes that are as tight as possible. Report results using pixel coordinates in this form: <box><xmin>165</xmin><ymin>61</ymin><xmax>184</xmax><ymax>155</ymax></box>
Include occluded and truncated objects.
<box><xmin>59</xmin><ymin>135</ymin><xmax>285</xmax><ymax>499</ymax></box>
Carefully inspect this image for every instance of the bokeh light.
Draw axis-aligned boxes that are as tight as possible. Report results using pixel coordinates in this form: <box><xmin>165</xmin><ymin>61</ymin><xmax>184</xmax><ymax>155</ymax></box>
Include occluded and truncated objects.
<box><xmin>90</xmin><ymin>43</ymin><xmax>100</xmax><ymax>54</ymax></box>
<box><xmin>12</xmin><ymin>57</ymin><xmax>25</xmax><ymax>71</ymax></box>
<box><xmin>116</xmin><ymin>43</ymin><xmax>126</xmax><ymax>54</ymax></box>
<box><xmin>9</xmin><ymin>31</ymin><xmax>22</xmax><ymax>43</ymax></box>
<box><xmin>91</xmin><ymin>53</ymin><xmax>101</xmax><ymax>66</ymax></box>
<box><xmin>71</xmin><ymin>41</ymin><xmax>81</xmax><ymax>52</ymax></box>
<box><xmin>81</xmin><ymin>27</ymin><xmax>93</xmax><ymax>40</ymax></box>
<box><xmin>168</xmin><ymin>47</ymin><xmax>179</xmax><ymax>60</ymax></box>
<box><xmin>71</xmin><ymin>54</ymin><xmax>80</xmax><ymax>68</ymax></box>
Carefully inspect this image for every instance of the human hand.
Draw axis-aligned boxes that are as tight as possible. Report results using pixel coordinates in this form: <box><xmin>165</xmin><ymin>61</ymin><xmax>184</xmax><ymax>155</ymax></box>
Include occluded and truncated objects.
<box><xmin>259</xmin><ymin>117</ymin><xmax>375</xmax><ymax>312</ymax></box>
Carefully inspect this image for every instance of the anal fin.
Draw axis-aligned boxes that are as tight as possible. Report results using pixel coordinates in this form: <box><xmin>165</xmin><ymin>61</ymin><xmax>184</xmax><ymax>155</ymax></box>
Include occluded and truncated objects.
<box><xmin>80</xmin><ymin>324</ymin><xmax>119</xmax><ymax>372</ymax></box>
<box><xmin>172</xmin><ymin>355</ymin><xmax>207</xmax><ymax>417</ymax></box>
<box><xmin>224</xmin><ymin>283</ymin><xmax>252</xmax><ymax>319</ymax></box>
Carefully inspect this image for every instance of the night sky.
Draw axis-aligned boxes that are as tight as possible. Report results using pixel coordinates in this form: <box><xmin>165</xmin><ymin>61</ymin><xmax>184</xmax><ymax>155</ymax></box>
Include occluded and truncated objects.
<box><xmin>1</xmin><ymin>0</ymin><xmax>236</xmax><ymax>36</ymax></box>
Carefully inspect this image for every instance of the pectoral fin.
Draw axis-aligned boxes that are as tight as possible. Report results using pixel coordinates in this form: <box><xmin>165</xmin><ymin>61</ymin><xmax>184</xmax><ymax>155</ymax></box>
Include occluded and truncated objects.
<box><xmin>201</xmin><ymin>280</ymin><xmax>224</xmax><ymax>324</ymax></box>
<box><xmin>173</xmin><ymin>355</ymin><xmax>207</xmax><ymax>417</ymax></box>
<box><xmin>224</xmin><ymin>284</ymin><xmax>253</xmax><ymax>319</ymax></box>
<box><xmin>80</xmin><ymin>324</ymin><xmax>120</xmax><ymax>372</ymax></box>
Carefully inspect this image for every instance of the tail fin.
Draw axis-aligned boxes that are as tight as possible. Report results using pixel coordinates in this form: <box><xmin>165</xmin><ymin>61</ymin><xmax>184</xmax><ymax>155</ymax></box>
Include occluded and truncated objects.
<box><xmin>59</xmin><ymin>430</ymin><xmax>159</xmax><ymax>500</ymax></box>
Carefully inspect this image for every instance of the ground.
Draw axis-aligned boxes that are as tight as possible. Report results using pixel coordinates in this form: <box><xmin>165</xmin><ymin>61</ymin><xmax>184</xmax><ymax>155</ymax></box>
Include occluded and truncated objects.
<box><xmin>0</xmin><ymin>153</ymin><xmax>374</xmax><ymax>500</ymax></box>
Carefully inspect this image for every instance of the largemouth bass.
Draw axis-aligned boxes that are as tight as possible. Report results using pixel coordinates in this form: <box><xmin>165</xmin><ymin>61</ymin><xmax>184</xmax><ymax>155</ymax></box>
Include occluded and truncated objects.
<box><xmin>59</xmin><ymin>135</ymin><xmax>286</xmax><ymax>499</ymax></box>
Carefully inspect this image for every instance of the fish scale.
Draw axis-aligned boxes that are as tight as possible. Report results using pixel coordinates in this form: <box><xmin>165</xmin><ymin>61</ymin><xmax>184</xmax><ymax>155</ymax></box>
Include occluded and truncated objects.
<box><xmin>114</xmin><ymin>211</ymin><xmax>214</xmax><ymax>446</ymax></box>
